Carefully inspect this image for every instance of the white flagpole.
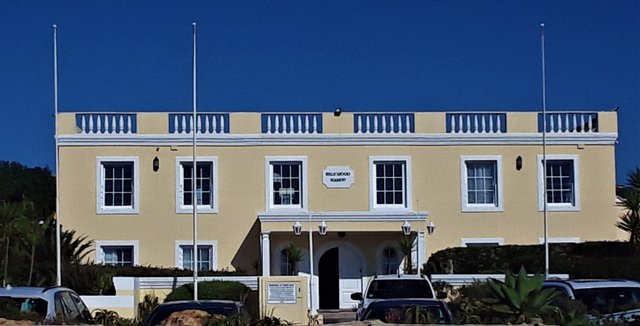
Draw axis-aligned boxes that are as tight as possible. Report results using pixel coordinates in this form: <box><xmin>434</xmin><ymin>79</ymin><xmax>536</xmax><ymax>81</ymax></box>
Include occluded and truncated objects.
<box><xmin>540</xmin><ymin>22</ymin><xmax>549</xmax><ymax>279</ymax></box>
<box><xmin>53</xmin><ymin>24</ymin><xmax>62</xmax><ymax>287</ymax></box>
<box><xmin>192</xmin><ymin>21</ymin><xmax>199</xmax><ymax>300</ymax></box>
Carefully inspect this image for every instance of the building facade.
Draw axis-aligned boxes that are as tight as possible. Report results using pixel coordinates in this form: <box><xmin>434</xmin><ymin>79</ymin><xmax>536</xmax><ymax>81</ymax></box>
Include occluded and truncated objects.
<box><xmin>57</xmin><ymin>110</ymin><xmax>621</xmax><ymax>309</ymax></box>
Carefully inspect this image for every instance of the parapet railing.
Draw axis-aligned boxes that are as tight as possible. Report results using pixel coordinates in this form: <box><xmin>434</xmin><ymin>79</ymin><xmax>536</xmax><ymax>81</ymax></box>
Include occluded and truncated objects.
<box><xmin>353</xmin><ymin>113</ymin><xmax>414</xmax><ymax>134</ymax></box>
<box><xmin>538</xmin><ymin>112</ymin><xmax>598</xmax><ymax>133</ymax></box>
<box><xmin>168</xmin><ymin>113</ymin><xmax>230</xmax><ymax>134</ymax></box>
<box><xmin>76</xmin><ymin>113</ymin><xmax>137</xmax><ymax>134</ymax></box>
<box><xmin>261</xmin><ymin>113</ymin><xmax>323</xmax><ymax>134</ymax></box>
<box><xmin>446</xmin><ymin>112</ymin><xmax>507</xmax><ymax>134</ymax></box>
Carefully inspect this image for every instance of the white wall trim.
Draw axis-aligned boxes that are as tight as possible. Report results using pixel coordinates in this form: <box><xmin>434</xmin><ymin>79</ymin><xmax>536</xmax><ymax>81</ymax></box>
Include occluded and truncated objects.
<box><xmin>459</xmin><ymin>155</ymin><xmax>504</xmax><ymax>212</ymax></box>
<box><xmin>368</xmin><ymin>156</ymin><xmax>412</xmax><ymax>212</ymax></box>
<box><xmin>58</xmin><ymin>132</ymin><xmax>618</xmax><ymax>147</ymax></box>
<box><xmin>537</xmin><ymin>154</ymin><xmax>581</xmax><ymax>212</ymax></box>
<box><xmin>174</xmin><ymin>156</ymin><xmax>219</xmax><ymax>214</ymax></box>
<box><xmin>258</xmin><ymin>210</ymin><xmax>428</xmax><ymax>222</ymax></box>
<box><xmin>264</xmin><ymin>156</ymin><xmax>308</xmax><ymax>213</ymax></box>
<box><xmin>95</xmin><ymin>240</ymin><xmax>140</xmax><ymax>266</ymax></box>
<box><xmin>174</xmin><ymin>240</ymin><xmax>218</xmax><ymax>270</ymax></box>
<box><xmin>95</xmin><ymin>157</ymin><xmax>140</xmax><ymax>215</ymax></box>
<box><xmin>460</xmin><ymin>237</ymin><xmax>504</xmax><ymax>247</ymax></box>
<box><xmin>537</xmin><ymin>237</ymin><xmax>581</xmax><ymax>244</ymax></box>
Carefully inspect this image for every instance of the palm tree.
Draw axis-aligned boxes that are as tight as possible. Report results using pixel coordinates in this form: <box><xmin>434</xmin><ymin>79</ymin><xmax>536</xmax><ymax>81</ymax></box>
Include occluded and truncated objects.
<box><xmin>399</xmin><ymin>235</ymin><xmax>414</xmax><ymax>274</ymax></box>
<box><xmin>617</xmin><ymin>168</ymin><xmax>640</xmax><ymax>245</ymax></box>
<box><xmin>617</xmin><ymin>192</ymin><xmax>640</xmax><ymax>244</ymax></box>
<box><xmin>0</xmin><ymin>202</ymin><xmax>23</xmax><ymax>286</ymax></box>
<box><xmin>61</xmin><ymin>229</ymin><xmax>94</xmax><ymax>264</ymax></box>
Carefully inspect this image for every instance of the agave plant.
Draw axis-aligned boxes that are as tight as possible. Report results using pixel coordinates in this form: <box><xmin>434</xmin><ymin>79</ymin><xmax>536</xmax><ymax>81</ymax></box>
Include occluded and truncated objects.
<box><xmin>484</xmin><ymin>267</ymin><xmax>560</xmax><ymax>323</ymax></box>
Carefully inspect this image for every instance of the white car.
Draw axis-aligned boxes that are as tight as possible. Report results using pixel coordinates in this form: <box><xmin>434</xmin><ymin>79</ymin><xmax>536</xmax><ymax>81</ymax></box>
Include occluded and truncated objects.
<box><xmin>350</xmin><ymin>274</ymin><xmax>441</xmax><ymax>320</ymax></box>
<box><xmin>543</xmin><ymin>279</ymin><xmax>640</xmax><ymax>322</ymax></box>
<box><xmin>0</xmin><ymin>286</ymin><xmax>92</xmax><ymax>324</ymax></box>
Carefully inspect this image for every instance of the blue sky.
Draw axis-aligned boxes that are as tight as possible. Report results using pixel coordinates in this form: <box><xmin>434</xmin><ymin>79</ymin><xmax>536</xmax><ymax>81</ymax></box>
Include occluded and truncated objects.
<box><xmin>0</xmin><ymin>1</ymin><xmax>638</xmax><ymax>183</ymax></box>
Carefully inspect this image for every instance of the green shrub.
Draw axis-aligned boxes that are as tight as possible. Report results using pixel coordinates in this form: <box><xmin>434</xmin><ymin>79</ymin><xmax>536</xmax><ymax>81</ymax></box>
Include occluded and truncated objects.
<box><xmin>137</xmin><ymin>293</ymin><xmax>159</xmax><ymax>322</ymax></box>
<box><xmin>425</xmin><ymin>241</ymin><xmax>640</xmax><ymax>279</ymax></box>
<box><xmin>164</xmin><ymin>281</ymin><xmax>250</xmax><ymax>303</ymax></box>
<box><xmin>484</xmin><ymin>267</ymin><xmax>559</xmax><ymax>324</ymax></box>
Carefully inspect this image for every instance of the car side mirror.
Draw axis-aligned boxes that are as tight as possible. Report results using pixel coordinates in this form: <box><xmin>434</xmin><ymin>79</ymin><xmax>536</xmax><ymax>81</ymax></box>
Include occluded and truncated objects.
<box><xmin>351</xmin><ymin>292</ymin><xmax>363</xmax><ymax>301</ymax></box>
<box><xmin>437</xmin><ymin>291</ymin><xmax>448</xmax><ymax>299</ymax></box>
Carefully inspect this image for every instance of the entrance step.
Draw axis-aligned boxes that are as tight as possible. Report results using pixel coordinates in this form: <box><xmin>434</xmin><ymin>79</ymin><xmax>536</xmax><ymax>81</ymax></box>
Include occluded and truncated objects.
<box><xmin>319</xmin><ymin>310</ymin><xmax>356</xmax><ymax>324</ymax></box>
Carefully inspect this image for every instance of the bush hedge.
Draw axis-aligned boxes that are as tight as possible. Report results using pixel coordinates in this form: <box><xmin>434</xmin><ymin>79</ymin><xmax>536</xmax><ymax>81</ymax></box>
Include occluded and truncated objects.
<box><xmin>65</xmin><ymin>264</ymin><xmax>247</xmax><ymax>295</ymax></box>
<box><xmin>425</xmin><ymin>241</ymin><xmax>640</xmax><ymax>279</ymax></box>
<box><xmin>164</xmin><ymin>281</ymin><xmax>250</xmax><ymax>302</ymax></box>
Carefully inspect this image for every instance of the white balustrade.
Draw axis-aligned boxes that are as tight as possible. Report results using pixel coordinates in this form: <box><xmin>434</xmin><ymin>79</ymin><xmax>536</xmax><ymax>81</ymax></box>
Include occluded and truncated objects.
<box><xmin>447</xmin><ymin>113</ymin><xmax>506</xmax><ymax>134</ymax></box>
<box><xmin>262</xmin><ymin>114</ymin><xmax>322</xmax><ymax>134</ymax></box>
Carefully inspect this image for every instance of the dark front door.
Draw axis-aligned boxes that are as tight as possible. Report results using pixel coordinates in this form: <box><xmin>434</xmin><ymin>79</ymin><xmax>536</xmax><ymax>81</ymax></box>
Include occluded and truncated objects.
<box><xmin>319</xmin><ymin>247</ymin><xmax>339</xmax><ymax>309</ymax></box>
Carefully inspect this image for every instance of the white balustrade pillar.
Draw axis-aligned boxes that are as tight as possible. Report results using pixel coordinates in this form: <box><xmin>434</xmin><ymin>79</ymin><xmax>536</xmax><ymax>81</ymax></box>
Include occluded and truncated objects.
<box><xmin>416</xmin><ymin>231</ymin><xmax>426</xmax><ymax>274</ymax></box>
<box><xmin>261</xmin><ymin>232</ymin><xmax>271</xmax><ymax>276</ymax></box>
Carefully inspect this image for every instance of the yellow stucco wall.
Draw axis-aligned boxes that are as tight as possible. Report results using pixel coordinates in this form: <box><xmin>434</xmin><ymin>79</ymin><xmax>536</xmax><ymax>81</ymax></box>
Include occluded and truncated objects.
<box><xmin>56</xmin><ymin>111</ymin><xmax>621</xmax><ymax>273</ymax></box>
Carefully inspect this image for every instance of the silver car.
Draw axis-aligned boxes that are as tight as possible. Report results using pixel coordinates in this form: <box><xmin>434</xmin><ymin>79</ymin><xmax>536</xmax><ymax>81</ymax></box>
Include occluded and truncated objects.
<box><xmin>0</xmin><ymin>286</ymin><xmax>92</xmax><ymax>324</ymax></box>
<box><xmin>543</xmin><ymin>279</ymin><xmax>640</xmax><ymax>322</ymax></box>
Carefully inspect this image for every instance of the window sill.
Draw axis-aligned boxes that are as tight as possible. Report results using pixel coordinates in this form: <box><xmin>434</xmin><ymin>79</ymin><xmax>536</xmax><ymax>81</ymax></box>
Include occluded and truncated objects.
<box><xmin>176</xmin><ymin>207</ymin><xmax>218</xmax><ymax>214</ymax></box>
<box><xmin>538</xmin><ymin>205</ymin><xmax>581</xmax><ymax>212</ymax></box>
<box><xmin>461</xmin><ymin>205</ymin><xmax>503</xmax><ymax>213</ymax></box>
<box><xmin>97</xmin><ymin>208</ymin><xmax>139</xmax><ymax>215</ymax></box>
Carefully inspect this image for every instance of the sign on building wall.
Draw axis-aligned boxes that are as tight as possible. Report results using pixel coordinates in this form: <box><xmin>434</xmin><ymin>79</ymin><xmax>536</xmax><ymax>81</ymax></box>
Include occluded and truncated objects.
<box><xmin>267</xmin><ymin>283</ymin><xmax>297</xmax><ymax>304</ymax></box>
<box><xmin>323</xmin><ymin>166</ymin><xmax>354</xmax><ymax>188</ymax></box>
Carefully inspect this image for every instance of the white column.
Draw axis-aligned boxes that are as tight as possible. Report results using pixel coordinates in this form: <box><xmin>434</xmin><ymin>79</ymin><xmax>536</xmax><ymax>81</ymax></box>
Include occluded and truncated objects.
<box><xmin>261</xmin><ymin>232</ymin><xmax>271</xmax><ymax>276</ymax></box>
<box><xmin>416</xmin><ymin>231</ymin><xmax>426</xmax><ymax>274</ymax></box>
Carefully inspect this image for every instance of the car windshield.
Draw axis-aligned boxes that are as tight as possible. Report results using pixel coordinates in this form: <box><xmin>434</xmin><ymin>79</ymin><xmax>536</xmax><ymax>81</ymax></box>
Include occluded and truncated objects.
<box><xmin>574</xmin><ymin>287</ymin><xmax>640</xmax><ymax>314</ymax></box>
<box><xmin>0</xmin><ymin>297</ymin><xmax>48</xmax><ymax>321</ymax></box>
<box><xmin>366</xmin><ymin>280</ymin><xmax>434</xmax><ymax>299</ymax></box>
<box><xmin>363</xmin><ymin>303</ymin><xmax>450</xmax><ymax>324</ymax></box>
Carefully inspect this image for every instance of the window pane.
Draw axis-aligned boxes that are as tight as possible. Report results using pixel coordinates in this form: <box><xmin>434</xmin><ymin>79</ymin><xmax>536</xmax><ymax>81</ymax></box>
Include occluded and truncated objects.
<box><xmin>466</xmin><ymin>161</ymin><xmax>497</xmax><ymax>206</ymax></box>
<box><xmin>374</xmin><ymin>161</ymin><xmax>406</xmax><ymax>206</ymax></box>
<box><xmin>102</xmin><ymin>162</ymin><xmax>134</xmax><ymax>208</ymax></box>
<box><xmin>271</xmin><ymin>162</ymin><xmax>302</xmax><ymax>207</ymax></box>
<box><xmin>181</xmin><ymin>162</ymin><xmax>214</xmax><ymax>208</ymax></box>
<box><xmin>545</xmin><ymin>160</ymin><xmax>574</xmax><ymax>205</ymax></box>
<box><xmin>103</xmin><ymin>246</ymin><xmax>133</xmax><ymax>267</ymax></box>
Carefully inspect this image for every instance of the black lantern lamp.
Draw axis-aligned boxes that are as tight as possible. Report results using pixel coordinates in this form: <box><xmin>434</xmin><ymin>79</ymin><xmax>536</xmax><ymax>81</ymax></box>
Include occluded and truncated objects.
<box><xmin>153</xmin><ymin>156</ymin><xmax>160</xmax><ymax>172</ymax></box>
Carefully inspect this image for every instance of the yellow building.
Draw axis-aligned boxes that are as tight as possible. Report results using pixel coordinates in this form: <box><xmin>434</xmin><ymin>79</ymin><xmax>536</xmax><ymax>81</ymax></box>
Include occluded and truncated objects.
<box><xmin>57</xmin><ymin>110</ymin><xmax>621</xmax><ymax>309</ymax></box>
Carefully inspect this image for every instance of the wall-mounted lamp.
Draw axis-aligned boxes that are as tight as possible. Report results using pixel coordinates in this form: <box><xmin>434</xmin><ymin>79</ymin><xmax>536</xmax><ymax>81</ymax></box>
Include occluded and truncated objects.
<box><xmin>292</xmin><ymin>221</ymin><xmax>302</xmax><ymax>236</ymax></box>
<box><xmin>516</xmin><ymin>156</ymin><xmax>522</xmax><ymax>171</ymax></box>
<box><xmin>318</xmin><ymin>220</ymin><xmax>328</xmax><ymax>235</ymax></box>
<box><xmin>402</xmin><ymin>220</ymin><xmax>412</xmax><ymax>236</ymax></box>
<box><xmin>427</xmin><ymin>221</ymin><xmax>436</xmax><ymax>235</ymax></box>
<box><xmin>153</xmin><ymin>156</ymin><xmax>160</xmax><ymax>172</ymax></box>
<box><xmin>334</xmin><ymin>107</ymin><xmax>342</xmax><ymax>117</ymax></box>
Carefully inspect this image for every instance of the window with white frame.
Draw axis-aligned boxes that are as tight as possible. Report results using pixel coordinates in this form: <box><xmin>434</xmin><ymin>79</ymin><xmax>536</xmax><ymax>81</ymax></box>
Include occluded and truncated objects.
<box><xmin>96</xmin><ymin>157</ymin><xmax>139</xmax><ymax>214</ymax></box>
<box><xmin>280</xmin><ymin>249</ymin><xmax>294</xmax><ymax>276</ymax></box>
<box><xmin>96</xmin><ymin>240</ymin><xmax>138</xmax><ymax>266</ymax></box>
<box><xmin>460</xmin><ymin>156</ymin><xmax>503</xmax><ymax>212</ymax></box>
<box><xmin>461</xmin><ymin>238</ymin><xmax>504</xmax><ymax>248</ymax></box>
<box><xmin>370</xmin><ymin>156</ymin><xmax>411</xmax><ymax>210</ymax></box>
<box><xmin>176</xmin><ymin>157</ymin><xmax>218</xmax><ymax>213</ymax></box>
<box><xmin>538</xmin><ymin>155</ymin><xmax>580</xmax><ymax>211</ymax></box>
<box><xmin>175</xmin><ymin>241</ymin><xmax>217</xmax><ymax>271</ymax></box>
<box><xmin>381</xmin><ymin>247</ymin><xmax>401</xmax><ymax>274</ymax></box>
<box><xmin>266</xmin><ymin>157</ymin><xmax>306</xmax><ymax>210</ymax></box>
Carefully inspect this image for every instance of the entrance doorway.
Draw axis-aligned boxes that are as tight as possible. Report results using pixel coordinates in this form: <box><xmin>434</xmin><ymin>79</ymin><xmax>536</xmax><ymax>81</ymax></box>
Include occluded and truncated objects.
<box><xmin>318</xmin><ymin>247</ymin><xmax>339</xmax><ymax>309</ymax></box>
<box><xmin>317</xmin><ymin>244</ymin><xmax>363</xmax><ymax>310</ymax></box>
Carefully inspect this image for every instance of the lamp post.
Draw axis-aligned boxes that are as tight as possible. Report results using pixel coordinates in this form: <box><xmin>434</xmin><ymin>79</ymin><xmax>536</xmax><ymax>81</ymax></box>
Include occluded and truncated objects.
<box><xmin>292</xmin><ymin>216</ymin><xmax>327</xmax><ymax>317</ymax></box>
<box><xmin>402</xmin><ymin>220</ymin><xmax>436</xmax><ymax>275</ymax></box>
